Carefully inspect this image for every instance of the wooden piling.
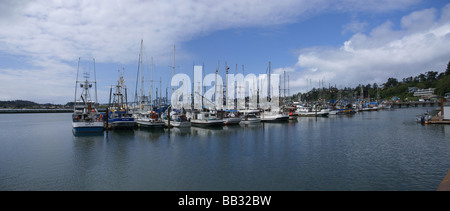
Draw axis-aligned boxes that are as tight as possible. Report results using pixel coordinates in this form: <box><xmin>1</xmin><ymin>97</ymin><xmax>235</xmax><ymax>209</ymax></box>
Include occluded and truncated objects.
<box><xmin>105</xmin><ymin>107</ymin><xmax>109</xmax><ymax>130</ymax></box>
<box><xmin>167</xmin><ymin>107</ymin><xmax>171</xmax><ymax>129</ymax></box>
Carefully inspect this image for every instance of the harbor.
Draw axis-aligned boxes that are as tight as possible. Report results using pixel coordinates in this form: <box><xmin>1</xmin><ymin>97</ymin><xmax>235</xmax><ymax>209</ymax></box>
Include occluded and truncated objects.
<box><xmin>3</xmin><ymin>54</ymin><xmax>450</xmax><ymax>190</ymax></box>
<box><xmin>70</xmin><ymin>47</ymin><xmax>450</xmax><ymax>136</ymax></box>
<box><xmin>8</xmin><ymin>53</ymin><xmax>450</xmax><ymax>191</ymax></box>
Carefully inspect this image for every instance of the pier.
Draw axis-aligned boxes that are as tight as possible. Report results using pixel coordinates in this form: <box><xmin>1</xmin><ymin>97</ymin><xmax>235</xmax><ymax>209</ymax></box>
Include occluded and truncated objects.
<box><xmin>389</xmin><ymin>101</ymin><xmax>441</xmax><ymax>108</ymax></box>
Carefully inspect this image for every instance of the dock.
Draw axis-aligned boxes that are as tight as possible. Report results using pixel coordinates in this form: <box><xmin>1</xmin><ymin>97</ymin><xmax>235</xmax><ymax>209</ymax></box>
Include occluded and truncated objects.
<box><xmin>424</xmin><ymin>101</ymin><xmax>450</xmax><ymax>124</ymax></box>
<box><xmin>389</xmin><ymin>101</ymin><xmax>441</xmax><ymax>108</ymax></box>
<box><xmin>426</xmin><ymin>117</ymin><xmax>450</xmax><ymax>124</ymax></box>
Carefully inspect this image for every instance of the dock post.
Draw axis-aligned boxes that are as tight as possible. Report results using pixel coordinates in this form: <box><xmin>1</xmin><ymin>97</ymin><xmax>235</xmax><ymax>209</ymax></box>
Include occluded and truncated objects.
<box><xmin>105</xmin><ymin>107</ymin><xmax>109</xmax><ymax>130</ymax></box>
<box><xmin>168</xmin><ymin>107</ymin><xmax>171</xmax><ymax>129</ymax></box>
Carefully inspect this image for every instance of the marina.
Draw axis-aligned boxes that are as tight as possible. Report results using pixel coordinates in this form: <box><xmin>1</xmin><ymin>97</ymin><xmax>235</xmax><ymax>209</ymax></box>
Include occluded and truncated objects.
<box><xmin>2</xmin><ymin>0</ymin><xmax>450</xmax><ymax>195</ymax></box>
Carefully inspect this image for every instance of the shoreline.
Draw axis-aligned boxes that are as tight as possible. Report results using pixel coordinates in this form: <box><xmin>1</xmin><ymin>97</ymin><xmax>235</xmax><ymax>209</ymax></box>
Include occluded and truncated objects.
<box><xmin>0</xmin><ymin>109</ymin><xmax>73</xmax><ymax>113</ymax></box>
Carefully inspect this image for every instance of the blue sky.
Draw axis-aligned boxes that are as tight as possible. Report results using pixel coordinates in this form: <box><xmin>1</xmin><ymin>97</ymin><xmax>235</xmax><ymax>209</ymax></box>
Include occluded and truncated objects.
<box><xmin>1</xmin><ymin>0</ymin><xmax>450</xmax><ymax>104</ymax></box>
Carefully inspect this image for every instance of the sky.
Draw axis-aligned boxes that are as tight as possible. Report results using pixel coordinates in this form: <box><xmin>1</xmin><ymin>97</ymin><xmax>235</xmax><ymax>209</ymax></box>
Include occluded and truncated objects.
<box><xmin>1</xmin><ymin>0</ymin><xmax>450</xmax><ymax>104</ymax></box>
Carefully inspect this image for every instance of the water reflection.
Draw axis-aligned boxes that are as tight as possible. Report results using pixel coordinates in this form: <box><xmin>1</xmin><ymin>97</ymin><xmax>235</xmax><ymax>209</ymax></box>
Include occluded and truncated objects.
<box><xmin>135</xmin><ymin>128</ymin><xmax>166</xmax><ymax>141</ymax></box>
<box><xmin>73</xmin><ymin>131</ymin><xmax>104</xmax><ymax>137</ymax></box>
<box><xmin>57</xmin><ymin>107</ymin><xmax>450</xmax><ymax>190</ymax></box>
<box><xmin>168</xmin><ymin>127</ymin><xmax>191</xmax><ymax>136</ymax></box>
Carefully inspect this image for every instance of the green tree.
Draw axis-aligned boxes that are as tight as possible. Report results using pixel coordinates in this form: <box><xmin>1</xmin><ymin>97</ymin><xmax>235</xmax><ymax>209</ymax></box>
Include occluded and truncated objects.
<box><xmin>435</xmin><ymin>74</ymin><xmax>450</xmax><ymax>96</ymax></box>
<box><xmin>418</xmin><ymin>73</ymin><xmax>426</xmax><ymax>82</ymax></box>
<box><xmin>383</xmin><ymin>78</ymin><xmax>398</xmax><ymax>88</ymax></box>
<box><xmin>426</xmin><ymin>71</ymin><xmax>438</xmax><ymax>81</ymax></box>
<box><xmin>445</xmin><ymin>61</ymin><xmax>450</xmax><ymax>76</ymax></box>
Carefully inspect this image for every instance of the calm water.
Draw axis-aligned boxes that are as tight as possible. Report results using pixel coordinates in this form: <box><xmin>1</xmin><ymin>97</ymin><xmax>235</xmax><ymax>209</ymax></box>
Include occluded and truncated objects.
<box><xmin>1</xmin><ymin>107</ymin><xmax>449</xmax><ymax>191</ymax></box>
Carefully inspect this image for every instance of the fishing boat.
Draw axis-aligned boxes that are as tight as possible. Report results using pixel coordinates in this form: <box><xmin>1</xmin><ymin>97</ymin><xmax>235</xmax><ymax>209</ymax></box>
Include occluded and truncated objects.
<box><xmin>136</xmin><ymin>110</ymin><xmax>165</xmax><ymax>128</ymax></box>
<box><xmin>223</xmin><ymin>110</ymin><xmax>242</xmax><ymax>125</ymax></box>
<box><xmin>335</xmin><ymin>108</ymin><xmax>356</xmax><ymax>115</ymax></box>
<box><xmin>360</xmin><ymin>102</ymin><xmax>379</xmax><ymax>111</ymax></box>
<box><xmin>260</xmin><ymin>109</ymin><xmax>289</xmax><ymax>122</ymax></box>
<box><xmin>162</xmin><ymin>107</ymin><xmax>191</xmax><ymax>128</ymax></box>
<box><xmin>416</xmin><ymin>111</ymin><xmax>432</xmax><ymax>124</ymax></box>
<box><xmin>72</xmin><ymin>58</ymin><xmax>104</xmax><ymax>133</ymax></box>
<box><xmin>258</xmin><ymin>61</ymin><xmax>289</xmax><ymax>122</ymax></box>
<box><xmin>108</xmin><ymin>72</ymin><xmax>135</xmax><ymax>129</ymax></box>
<box><xmin>285</xmin><ymin>106</ymin><xmax>298</xmax><ymax>120</ymax></box>
<box><xmin>133</xmin><ymin>40</ymin><xmax>165</xmax><ymax>128</ymax></box>
<box><xmin>296</xmin><ymin>105</ymin><xmax>329</xmax><ymax>117</ymax></box>
<box><xmin>190</xmin><ymin>110</ymin><xmax>224</xmax><ymax>127</ymax></box>
<box><xmin>240</xmin><ymin>110</ymin><xmax>261</xmax><ymax>124</ymax></box>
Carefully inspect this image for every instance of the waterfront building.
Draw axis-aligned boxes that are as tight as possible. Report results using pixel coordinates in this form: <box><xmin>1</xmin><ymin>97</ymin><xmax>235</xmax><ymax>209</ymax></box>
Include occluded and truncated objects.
<box><xmin>413</xmin><ymin>88</ymin><xmax>436</xmax><ymax>99</ymax></box>
<box><xmin>444</xmin><ymin>102</ymin><xmax>450</xmax><ymax>121</ymax></box>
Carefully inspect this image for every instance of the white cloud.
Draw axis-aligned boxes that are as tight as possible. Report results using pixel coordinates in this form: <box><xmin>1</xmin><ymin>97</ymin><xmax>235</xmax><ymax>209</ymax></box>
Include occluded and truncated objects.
<box><xmin>285</xmin><ymin>4</ymin><xmax>450</xmax><ymax>94</ymax></box>
<box><xmin>342</xmin><ymin>20</ymin><xmax>368</xmax><ymax>34</ymax></box>
<box><xmin>0</xmin><ymin>0</ymin><xmax>425</xmax><ymax>103</ymax></box>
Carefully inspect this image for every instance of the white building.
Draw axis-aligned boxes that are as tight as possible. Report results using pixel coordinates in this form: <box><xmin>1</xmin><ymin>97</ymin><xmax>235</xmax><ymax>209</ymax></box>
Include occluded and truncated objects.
<box><xmin>444</xmin><ymin>102</ymin><xmax>450</xmax><ymax>121</ymax></box>
<box><xmin>414</xmin><ymin>88</ymin><xmax>436</xmax><ymax>99</ymax></box>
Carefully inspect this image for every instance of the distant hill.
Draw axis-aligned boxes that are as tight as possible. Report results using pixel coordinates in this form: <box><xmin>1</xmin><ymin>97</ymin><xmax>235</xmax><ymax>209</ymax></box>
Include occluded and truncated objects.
<box><xmin>0</xmin><ymin>100</ymin><xmax>62</xmax><ymax>109</ymax></box>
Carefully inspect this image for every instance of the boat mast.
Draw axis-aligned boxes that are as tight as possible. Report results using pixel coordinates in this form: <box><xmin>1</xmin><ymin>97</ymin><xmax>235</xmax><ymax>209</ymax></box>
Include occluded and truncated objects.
<box><xmin>214</xmin><ymin>61</ymin><xmax>218</xmax><ymax>103</ymax></box>
<box><xmin>172</xmin><ymin>45</ymin><xmax>175</xmax><ymax>80</ymax></box>
<box><xmin>139</xmin><ymin>39</ymin><xmax>143</xmax><ymax>112</ymax></box>
<box><xmin>93</xmin><ymin>58</ymin><xmax>98</xmax><ymax>104</ymax></box>
<box><xmin>74</xmin><ymin>57</ymin><xmax>80</xmax><ymax>110</ymax></box>
<box><xmin>150</xmin><ymin>56</ymin><xmax>153</xmax><ymax>109</ymax></box>
<box><xmin>268</xmin><ymin>61</ymin><xmax>271</xmax><ymax>102</ymax></box>
<box><xmin>171</xmin><ymin>45</ymin><xmax>175</xmax><ymax>105</ymax></box>
<box><xmin>283</xmin><ymin>71</ymin><xmax>286</xmax><ymax>99</ymax></box>
<box><xmin>83</xmin><ymin>72</ymin><xmax>89</xmax><ymax>107</ymax></box>
<box><xmin>224</xmin><ymin>62</ymin><xmax>230</xmax><ymax>108</ymax></box>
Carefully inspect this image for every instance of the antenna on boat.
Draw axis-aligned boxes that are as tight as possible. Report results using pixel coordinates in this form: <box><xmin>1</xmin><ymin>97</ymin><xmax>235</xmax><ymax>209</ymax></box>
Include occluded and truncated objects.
<box><xmin>74</xmin><ymin>57</ymin><xmax>80</xmax><ymax>110</ymax></box>
<box><xmin>93</xmin><ymin>58</ymin><xmax>97</xmax><ymax>104</ymax></box>
<box><xmin>139</xmin><ymin>39</ymin><xmax>143</xmax><ymax>112</ymax></box>
<box><xmin>170</xmin><ymin>44</ymin><xmax>176</xmax><ymax>105</ymax></box>
<box><xmin>150</xmin><ymin>56</ymin><xmax>153</xmax><ymax>109</ymax></box>
<box><xmin>172</xmin><ymin>45</ymin><xmax>175</xmax><ymax>78</ymax></box>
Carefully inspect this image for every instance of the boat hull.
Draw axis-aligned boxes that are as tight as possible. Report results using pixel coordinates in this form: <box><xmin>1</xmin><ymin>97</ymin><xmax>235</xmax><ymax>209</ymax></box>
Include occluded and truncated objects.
<box><xmin>241</xmin><ymin>118</ymin><xmax>261</xmax><ymax>124</ymax></box>
<box><xmin>260</xmin><ymin>114</ymin><xmax>289</xmax><ymax>122</ymax></box>
<box><xmin>298</xmin><ymin>112</ymin><xmax>329</xmax><ymax>117</ymax></box>
<box><xmin>191</xmin><ymin>120</ymin><xmax>224</xmax><ymax>127</ymax></box>
<box><xmin>109</xmin><ymin>118</ymin><xmax>135</xmax><ymax>128</ymax></box>
<box><xmin>72</xmin><ymin>121</ymin><xmax>104</xmax><ymax>133</ymax></box>
<box><xmin>224</xmin><ymin>117</ymin><xmax>241</xmax><ymax>125</ymax></box>
<box><xmin>137</xmin><ymin>120</ymin><xmax>165</xmax><ymax>128</ymax></box>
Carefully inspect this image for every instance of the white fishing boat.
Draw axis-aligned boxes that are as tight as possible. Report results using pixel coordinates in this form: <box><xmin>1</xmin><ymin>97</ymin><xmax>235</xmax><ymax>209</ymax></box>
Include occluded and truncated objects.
<box><xmin>242</xmin><ymin>113</ymin><xmax>261</xmax><ymax>124</ymax></box>
<box><xmin>163</xmin><ymin>108</ymin><xmax>191</xmax><ymax>128</ymax></box>
<box><xmin>258</xmin><ymin>62</ymin><xmax>289</xmax><ymax>123</ymax></box>
<box><xmin>260</xmin><ymin>109</ymin><xmax>289</xmax><ymax>122</ymax></box>
<box><xmin>134</xmin><ymin>40</ymin><xmax>164</xmax><ymax>128</ymax></box>
<box><xmin>296</xmin><ymin>105</ymin><xmax>329</xmax><ymax>117</ymax></box>
<box><xmin>285</xmin><ymin>106</ymin><xmax>298</xmax><ymax>120</ymax></box>
<box><xmin>136</xmin><ymin>111</ymin><xmax>165</xmax><ymax>128</ymax></box>
<box><xmin>72</xmin><ymin>58</ymin><xmax>104</xmax><ymax>133</ymax></box>
<box><xmin>223</xmin><ymin>110</ymin><xmax>242</xmax><ymax>125</ymax></box>
<box><xmin>329</xmin><ymin>110</ymin><xmax>338</xmax><ymax>115</ymax></box>
<box><xmin>108</xmin><ymin>71</ymin><xmax>135</xmax><ymax>129</ymax></box>
<box><xmin>190</xmin><ymin>111</ymin><xmax>224</xmax><ymax>127</ymax></box>
<box><xmin>239</xmin><ymin>110</ymin><xmax>261</xmax><ymax>124</ymax></box>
